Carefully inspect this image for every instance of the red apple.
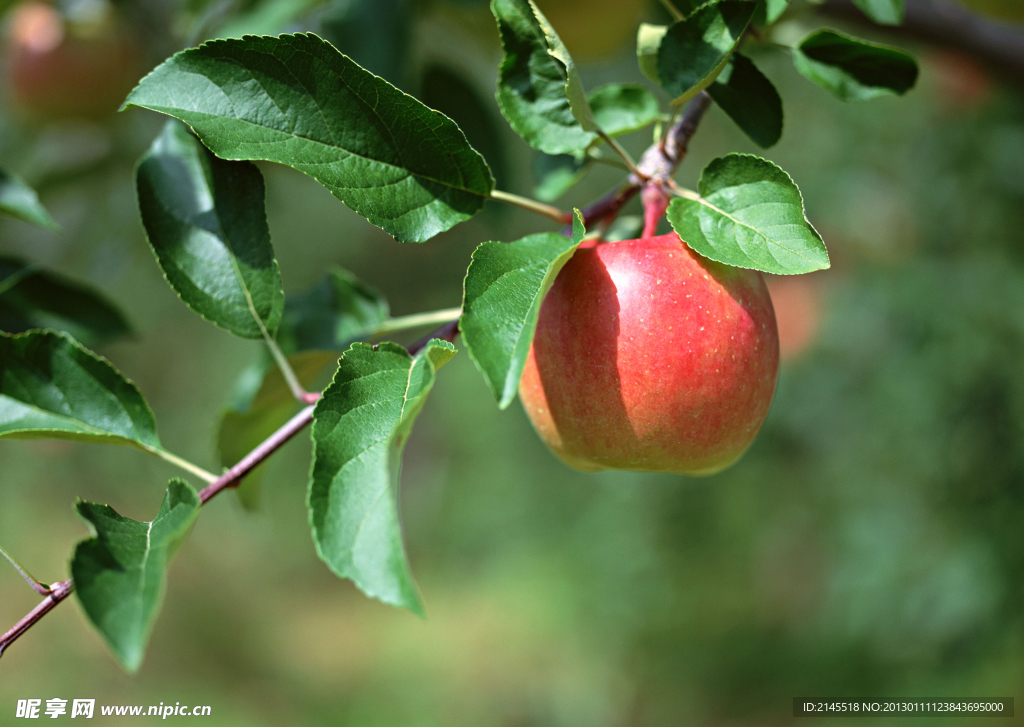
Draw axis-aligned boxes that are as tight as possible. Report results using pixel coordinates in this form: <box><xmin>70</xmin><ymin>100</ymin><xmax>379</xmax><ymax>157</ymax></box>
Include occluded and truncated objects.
<box><xmin>4</xmin><ymin>1</ymin><xmax>143</xmax><ymax>121</ymax></box>
<box><xmin>519</xmin><ymin>232</ymin><xmax>779</xmax><ymax>475</ymax></box>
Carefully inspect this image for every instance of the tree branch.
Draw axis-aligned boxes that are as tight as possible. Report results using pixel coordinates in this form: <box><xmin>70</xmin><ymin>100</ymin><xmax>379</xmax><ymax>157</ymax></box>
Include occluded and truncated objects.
<box><xmin>816</xmin><ymin>0</ymin><xmax>1024</xmax><ymax>85</ymax></box>
<box><xmin>0</xmin><ymin>320</ymin><xmax>462</xmax><ymax>662</ymax></box>
<box><xmin>570</xmin><ymin>91</ymin><xmax>714</xmax><ymax>237</ymax></box>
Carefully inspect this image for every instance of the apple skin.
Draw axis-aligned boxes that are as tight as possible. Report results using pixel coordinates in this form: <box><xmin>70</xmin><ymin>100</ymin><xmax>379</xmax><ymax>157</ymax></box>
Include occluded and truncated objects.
<box><xmin>519</xmin><ymin>232</ymin><xmax>779</xmax><ymax>475</ymax></box>
<box><xmin>5</xmin><ymin>2</ymin><xmax>143</xmax><ymax>121</ymax></box>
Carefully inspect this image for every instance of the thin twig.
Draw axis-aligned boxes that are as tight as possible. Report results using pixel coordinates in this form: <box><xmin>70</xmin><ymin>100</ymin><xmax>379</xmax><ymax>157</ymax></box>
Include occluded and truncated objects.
<box><xmin>0</xmin><ymin>320</ymin><xmax>463</xmax><ymax>661</ymax></box>
<box><xmin>375</xmin><ymin>308</ymin><xmax>462</xmax><ymax>336</ymax></box>
<box><xmin>262</xmin><ymin>332</ymin><xmax>310</xmax><ymax>404</ymax></box>
<box><xmin>489</xmin><ymin>189</ymin><xmax>572</xmax><ymax>223</ymax></box>
<box><xmin>0</xmin><ymin>579</ymin><xmax>73</xmax><ymax>659</ymax></box>
<box><xmin>0</xmin><ymin>547</ymin><xmax>50</xmax><ymax>596</ymax></box>
<box><xmin>597</xmin><ymin>131</ymin><xmax>645</xmax><ymax>180</ymax></box>
<box><xmin>658</xmin><ymin>0</ymin><xmax>685</xmax><ymax>21</ymax></box>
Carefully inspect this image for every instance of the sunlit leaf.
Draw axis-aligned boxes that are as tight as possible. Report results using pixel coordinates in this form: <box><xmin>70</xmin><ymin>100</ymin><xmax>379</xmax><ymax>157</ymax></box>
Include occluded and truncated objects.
<box><xmin>72</xmin><ymin>479</ymin><xmax>200</xmax><ymax>673</ymax></box>
<box><xmin>667</xmin><ymin>154</ymin><xmax>829</xmax><ymax>275</ymax></box>
<box><xmin>492</xmin><ymin>0</ymin><xmax>597</xmax><ymax>154</ymax></box>
<box><xmin>137</xmin><ymin>121</ymin><xmax>284</xmax><ymax>340</ymax></box>
<box><xmin>657</xmin><ymin>1</ymin><xmax>756</xmax><ymax>104</ymax></box>
<box><xmin>588</xmin><ymin>84</ymin><xmax>660</xmax><ymax>138</ymax></box>
<box><xmin>461</xmin><ymin>210</ymin><xmax>584</xmax><ymax>408</ymax></box>
<box><xmin>125</xmin><ymin>34</ymin><xmax>493</xmax><ymax>243</ymax></box>
<box><xmin>308</xmin><ymin>339</ymin><xmax>457</xmax><ymax>614</ymax></box>
<box><xmin>0</xmin><ymin>330</ymin><xmax>160</xmax><ymax>450</ymax></box>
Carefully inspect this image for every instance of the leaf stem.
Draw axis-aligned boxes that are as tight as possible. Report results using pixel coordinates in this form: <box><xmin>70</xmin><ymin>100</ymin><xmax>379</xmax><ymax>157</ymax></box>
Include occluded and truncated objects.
<box><xmin>261</xmin><ymin>331</ymin><xmax>309</xmax><ymax>403</ymax></box>
<box><xmin>0</xmin><ymin>546</ymin><xmax>50</xmax><ymax>596</ymax></box>
<box><xmin>597</xmin><ymin>131</ymin><xmax>645</xmax><ymax>180</ymax></box>
<box><xmin>489</xmin><ymin>190</ymin><xmax>571</xmax><ymax>223</ymax></box>
<box><xmin>144</xmin><ymin>446</ymin><xmax>218</xmax><ymax>484</ymax></box>
<box><xmin>375</xmin><ymin>307</ymin><xmax>462</xmax><ymax>336</ymax></box>
<box><xmin>658</xmin><ymin>0</ymin><xmax>685</xmax><ymax>21</ymax></box>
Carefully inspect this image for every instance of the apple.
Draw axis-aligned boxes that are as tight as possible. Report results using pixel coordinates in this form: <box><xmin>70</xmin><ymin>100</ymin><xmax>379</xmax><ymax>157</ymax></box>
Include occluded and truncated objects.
<box><xmin>4</xmin><ymin>1</ymin><xmax>143</xmax><ymax>121</ymax></box>
<box><xmin>519</xmin><ymin>232</ymin><xmax>779</xmax><ymax>475</ymax></box>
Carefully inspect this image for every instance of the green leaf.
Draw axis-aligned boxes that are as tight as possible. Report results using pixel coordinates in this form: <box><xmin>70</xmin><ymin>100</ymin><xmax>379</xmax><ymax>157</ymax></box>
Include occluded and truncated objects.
<box><xmin>0</xmin><ymin>169</ymin><xmax>58</xmax><ymax>231</ymax></box>
<box><xmin>753</xmin><ymin>0</ymin><xmax>791</xmax><ymax>26</ymax></box>
<box><xmin>219</xmin><ymin>266</ymin><xmax>388</xmax><ymax>509</ymax></box>
<box><xmin>657</xmin><ymin>1</ymin><xmax>757</xmax><ymax>104</ymax></box>
<box><xmin>792</xmin><ymin>29</ymin><xmax>918</xmax><ymax>101</ymax></box>
<box><xmin>124</xmin><ymin>33</ymin><xmax>493</xmax><ymax>243</ymax></box>
<box><xmin>308</xmin><ymin>339</ymin><xmax>457</xmax><ymax>614</ymax></box>
<box><xmin>72</xmin><ymin>479</ymin><xmax>200</xmax><ymax>673</ymax></box>
<box><xmin>0</xmin><ymin>330</ymin><xmax>161</xmax><ymax>450</ymax></box>
<box><xmin>137</xmin><ymin>121</ymin><xmax>284</xmax><ymax>340</ymax></box>
<box><xmin>851</xmin><ymin>0</ymin><xmax>904</xmax><ymax>25</ymax></box>
<box><xmin>667</xmin><ymin>154</ymin><xmax>829</xmax><ymax>275</ymax></box>
<box><xmin>461</xmin><ymin>210</ymin><xmax>584</xmax><ymax>409</ymax></box>
<box><xmin>219</xmin><ymin>350</ymin><xmax>337</xmax><ymax>510</ymax></box>
<box><xmin>637</xmin><ymin>23</ymin><xmax>667</xmax><ymax>85</ymax></box>
<box><xmin>533</xmin><ymin>154</ymin><xmax>592</xmax><ymax>203</ymax></box>
<box><xmin>0</xmin><ymin>257</ymin><xmax>132</xmax><ymax>344</ymax></box>
<box><xmin>277</xmin><ymin>267</ymin><xmax>389</xmax><ymax>355</ymax></box>
<box><xmin>492</xmin><ymin>0</ymin><xmax>597</xmax><ymax>154</ymax></box>
<box><xmin>588</xmin><ymin>84</ymin><xmax>661</xmax><ymax>138</ymax></box>
<box><xmin>707</xmin><ymin>54</ymin><xmax>783</xmax><ymax>148</ymax></box>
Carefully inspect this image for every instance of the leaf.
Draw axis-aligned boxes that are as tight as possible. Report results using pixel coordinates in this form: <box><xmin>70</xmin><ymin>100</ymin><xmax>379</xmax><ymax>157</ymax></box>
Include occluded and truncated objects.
<box><xmin>851</xmin><ymin>0</ymin><xmax>904</xmax><ymax>25</ymax></box>
<box><xmin>308</xmin><ymin>339</ymin><xmax>457</xmax><ymax>614</ymax></box>
<box><xmin>636</xmin><ymin>23</ymin><xmax>667</xmax><ymax>85</ymax></box>
<box><xmin>588</xmin><ymin>84</ymin><xmax>660</xmax><ymax>138</ymax></box>
<box><xmin>218</xmin><ymin>267</ymin><xmax>388</xmax><ymax>509</ymax></box>
<box><xmin>461</xmin><ymin>210</ymin><xmax>584</xmax><ymax>408</ymax></box>
<box><xmin>137</xmin><ymin>121</ymin><xmax>284</xmax><ymax>340</ymax></box>
<box><xmin>656</xmin><ymin>1</ymin><xmax>757</xmax><ymax>104</ymax></box>
<box><xmin>0</xmin><ymin>169</ymin><xmax>58</xmax><ymax>231</ymax></box>
<box><xmin>124</xmin><ymin>33</ymin><xmax>493</xmax><ymax>243</ymax></box>
<box><xmin>792</xmin><ymin>29</ymin><xmax>918</xmax><ymax>101</ymax></box>
<box><xmin>753</xmin><ymin>0</ymin><xmax>791</xmax><ymax>26</ymax></box>
<box><xmin>492</xmin><ymin>0</ymin><xmax>597</xmax><ymax>154</ymax></box>
<box><xmin>72</xmin><ymin>479</ymin><xmax>200</xmax><ymax>673</ymax></box>
<box><xmin>667</xmin><ymin>154</ymin><xmax>829</xmax><ymax>275</ymax></box>
<box><xmin>533</xmin><ymin>153</ymin><xmax>592</xmax><ymax>203</ymax></box>
<box><xmin>219</xmin><ymin>351</ymin><xmax>337</xmax><ymax>510</ymax></box>
<box><xmin>707</xmin><ymin>54</ymin><xmax>783</xmax><ymax>148</ymax></box>
<box><xmin>0</xmin><ymin>330</ymin><xmax>161</xmax><ymax>450</ymax></box>
<box><xmin>0</xmin><ymin>257</ymin><xmax>132</xmax><ymax>344</ymax></box>
<box><xmin>277</xmin><ymin>267</ymin><xmax>389</xmax><ymax>355</ymax></box>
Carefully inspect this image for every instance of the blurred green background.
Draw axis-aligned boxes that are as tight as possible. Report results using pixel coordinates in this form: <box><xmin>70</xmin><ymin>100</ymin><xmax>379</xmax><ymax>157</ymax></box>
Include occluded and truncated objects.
<box><xmin>2</xmin><ymin>0</ymin><xmax>1024</xmax><ymax>724</ymax></box>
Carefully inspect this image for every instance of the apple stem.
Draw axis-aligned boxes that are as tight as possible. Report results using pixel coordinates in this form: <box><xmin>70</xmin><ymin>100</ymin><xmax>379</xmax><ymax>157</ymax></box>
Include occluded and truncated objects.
<box><xmin>642</xmin><ymin>184</ymin><xmax>671</xmax><ymax>238</ymax></box>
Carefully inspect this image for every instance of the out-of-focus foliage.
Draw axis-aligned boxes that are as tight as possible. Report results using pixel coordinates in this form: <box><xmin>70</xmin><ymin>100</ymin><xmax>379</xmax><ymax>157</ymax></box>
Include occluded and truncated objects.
<box><xmin>1</xmin><ymin>0</ymin><xmax>1024</xmax><ymax>724</ymax></box>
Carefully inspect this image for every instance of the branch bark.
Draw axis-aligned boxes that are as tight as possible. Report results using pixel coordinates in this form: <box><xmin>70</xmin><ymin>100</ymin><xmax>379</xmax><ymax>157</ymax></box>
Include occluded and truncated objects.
<box><xmin>0</xmin><ymin>322</ymin><xmax>461</xmax><ymax>661</ymax></box>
